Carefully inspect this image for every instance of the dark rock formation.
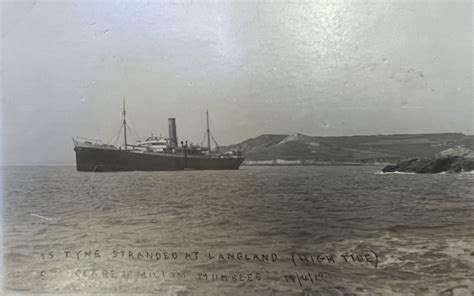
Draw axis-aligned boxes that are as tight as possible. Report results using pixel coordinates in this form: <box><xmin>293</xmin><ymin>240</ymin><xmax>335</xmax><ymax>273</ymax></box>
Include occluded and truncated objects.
<box><xmin>382</xmin><ymin>146</ymin><xmax>474</xmax><ymax>173</ymax></box>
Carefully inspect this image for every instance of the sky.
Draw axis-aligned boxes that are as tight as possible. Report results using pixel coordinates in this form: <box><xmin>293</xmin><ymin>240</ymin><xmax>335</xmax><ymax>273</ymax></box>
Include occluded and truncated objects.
<box><xmin>1</xmin><ymin>0</ymin><xmax>472</xmax><ymax>165</ymax></box>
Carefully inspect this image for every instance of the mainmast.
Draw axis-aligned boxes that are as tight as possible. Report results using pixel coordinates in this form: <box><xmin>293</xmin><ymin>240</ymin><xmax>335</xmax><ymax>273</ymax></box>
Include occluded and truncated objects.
<box><xmin>122</xmin><ymin>97</ymin><xmax>127</xmax><ymax>150</ymax></box>
<box><xmin>207</xmin><ymin>109</ymin><xmax>211</xmax><ymax>157</ymax></box>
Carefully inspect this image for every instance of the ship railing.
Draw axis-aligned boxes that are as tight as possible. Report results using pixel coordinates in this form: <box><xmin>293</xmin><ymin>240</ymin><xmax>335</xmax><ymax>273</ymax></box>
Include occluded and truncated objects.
<box><xmin>73</xmin><ymin>137</ymin><xmax>102</xmax><ymax>143</ymax></box>
<box><xmin>74</xmin><ymin>136</ymin><xmax>104</xmax><ymax>144</ymax></box>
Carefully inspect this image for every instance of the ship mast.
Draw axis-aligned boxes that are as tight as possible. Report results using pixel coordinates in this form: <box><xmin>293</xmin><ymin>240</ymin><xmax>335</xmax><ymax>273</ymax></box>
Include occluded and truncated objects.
<box><xmin>207</xmin><ymin>109</ymin><xmax>211</xmax><ymax>157</ymax></box>
<box><xmin>123</xmin><ymin>97</ymin><xmax>127</xmax><ymax>150</ymax></box>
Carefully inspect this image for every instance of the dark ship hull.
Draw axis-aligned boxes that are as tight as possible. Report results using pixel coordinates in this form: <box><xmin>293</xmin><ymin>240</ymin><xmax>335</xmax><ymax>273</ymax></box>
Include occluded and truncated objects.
<box><xmin>74</xmin><ymin>145</ymin><xmax>244</xmax><ymax>172</ymax></box>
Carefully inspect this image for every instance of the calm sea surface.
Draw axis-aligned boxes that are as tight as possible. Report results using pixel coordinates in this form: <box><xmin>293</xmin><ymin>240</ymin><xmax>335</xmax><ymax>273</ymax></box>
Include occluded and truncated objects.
<box><xmin>3</xmin><ymin>166</ymin><xmax>474</xmax><ymax>295</ymax></box>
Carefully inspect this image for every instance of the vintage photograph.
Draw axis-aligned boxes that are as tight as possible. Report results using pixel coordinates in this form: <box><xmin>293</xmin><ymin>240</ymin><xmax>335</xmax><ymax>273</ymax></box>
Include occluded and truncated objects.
<box><xmin>1</xmin><ymin>0</ymin><xmax>473</xmax><ymax>295</ymax></box>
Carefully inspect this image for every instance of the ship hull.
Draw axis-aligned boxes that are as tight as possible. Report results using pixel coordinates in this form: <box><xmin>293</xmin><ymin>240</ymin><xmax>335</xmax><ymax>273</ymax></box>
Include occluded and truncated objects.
<box><xmin>74</xmin><ymin>146</ymin><xmax>244</xmax><ymax>172</ymax></box>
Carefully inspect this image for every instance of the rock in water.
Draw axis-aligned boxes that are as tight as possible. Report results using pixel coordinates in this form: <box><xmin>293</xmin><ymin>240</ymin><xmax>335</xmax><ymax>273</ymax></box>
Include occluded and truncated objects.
<box><xmin>436</xmin><ymin>146</ymin><xmax>474</xmax><ymax>159</ymax></box>
<box><xmin>382</xmin><ymin>146</ymin><xmax>474</xmax><ymax>173</ymax></box>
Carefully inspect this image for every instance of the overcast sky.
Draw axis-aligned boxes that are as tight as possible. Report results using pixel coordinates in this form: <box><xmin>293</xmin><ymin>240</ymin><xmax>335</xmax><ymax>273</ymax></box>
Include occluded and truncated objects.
<box><xmin>2</xmin><ymin>0</ymin><xmax>472</xmax><ymax>165</ymax></box>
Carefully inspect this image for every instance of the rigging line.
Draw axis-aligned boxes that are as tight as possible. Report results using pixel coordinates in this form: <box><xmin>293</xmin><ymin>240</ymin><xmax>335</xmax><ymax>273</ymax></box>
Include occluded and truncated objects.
<box><xmin>129</xmin><ymin>124</ymin><xmax>140</xmax><ymax>143</ymax></box>
<box><xmin>133</xmin><ymin>125</ymin><xmax>141</xmax><ymax>142</ymax></box>
<box><xmin>210</xmin><ymin>133</ymin><xmax>220</xmax><ymax>151</ymax></box>
<box><xmin>125</xmin><ymin>123</ymin><xmax>138</xmax><ymax>143</ymax></box>
<box><xmin>114</xmin><ymin>124</ymin><xmax>123</xmax><ymax>147</ymax></box>
<box><xmin>207</xmin><ymin>113</ymin><xmax>221</xmax><ymax>151</ymax></box>
<box><xmin>106</xmin><ymin>124</ymin><xmax>122</xmax><ymax>144</ymax></box>
<box><xmin>200</xmin><ymin>131</ymin><xmax>208</xmax><ymax>147</ymax></box>
<box><xmin>127</xmin><ymin>119</ymin><xmax>141</xmax><ymax>141</ymax></box>
<box><xmin>117</xmin><ymin>124</ymin><xmax>124</xmax><ymax>143</ymax></box>
<box><xmin>106</xmin><ymin>123</ymin><xmax>124</xmax><ymax>145</ymax></box>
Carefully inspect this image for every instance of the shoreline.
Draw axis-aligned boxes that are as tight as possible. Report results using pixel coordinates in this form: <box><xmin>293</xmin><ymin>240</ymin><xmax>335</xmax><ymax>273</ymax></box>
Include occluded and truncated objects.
<box><xmin>243</xmin><ymin>161</ymin><xmax>390</xmax><ymax>166</ymax></box>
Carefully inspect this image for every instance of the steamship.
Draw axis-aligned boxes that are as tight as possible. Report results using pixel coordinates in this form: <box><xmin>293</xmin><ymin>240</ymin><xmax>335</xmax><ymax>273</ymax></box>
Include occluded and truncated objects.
<box><xmin>73</xmin><ymin>101</ymin><xmax>244</xmax><ymax>172</ymax></box>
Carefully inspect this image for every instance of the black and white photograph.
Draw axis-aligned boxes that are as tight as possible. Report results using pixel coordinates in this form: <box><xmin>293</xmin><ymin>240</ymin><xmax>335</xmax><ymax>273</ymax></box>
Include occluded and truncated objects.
<box><xmin>1</xmin><ymin>0</ymin><xmax>473</xmax><ymax>295</ymax></box>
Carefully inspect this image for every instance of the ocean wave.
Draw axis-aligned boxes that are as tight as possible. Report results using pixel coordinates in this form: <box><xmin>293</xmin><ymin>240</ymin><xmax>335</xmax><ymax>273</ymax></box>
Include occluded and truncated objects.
<box><xmin>3</xmin><ymin>166</ymin><xmax>473</xmax><ymax>295</ymax></box>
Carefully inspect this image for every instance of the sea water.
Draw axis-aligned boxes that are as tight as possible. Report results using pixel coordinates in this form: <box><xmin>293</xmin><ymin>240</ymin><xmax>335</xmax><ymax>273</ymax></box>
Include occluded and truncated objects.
<box><xmin>3</xmin><ymin>166</ymin><xmax>473</xmax><ymax>295</ymax></box>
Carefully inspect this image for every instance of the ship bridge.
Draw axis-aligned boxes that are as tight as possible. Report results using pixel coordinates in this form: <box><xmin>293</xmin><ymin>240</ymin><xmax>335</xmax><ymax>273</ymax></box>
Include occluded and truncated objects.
<box><xmin>136</xmin><ymin>135</ymin><xmax>169</xmax><ymax>152</ymax></box>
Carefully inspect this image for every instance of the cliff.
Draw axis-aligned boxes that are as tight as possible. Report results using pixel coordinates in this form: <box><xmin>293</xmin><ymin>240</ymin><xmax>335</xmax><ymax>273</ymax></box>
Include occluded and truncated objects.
<box><xmin>221</xmin><ymin>133</ymin><xmax>474</xmax><ymax>164</ymax></box>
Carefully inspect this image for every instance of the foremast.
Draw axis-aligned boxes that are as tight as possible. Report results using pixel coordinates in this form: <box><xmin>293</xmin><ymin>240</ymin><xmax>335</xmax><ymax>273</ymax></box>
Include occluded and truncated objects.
<box><xmin>207</xmin><ymin>109</ymin><xmax>211</xmax><ymax>157</ymax></box>
<box><xmin>123</xmin><ymin>97</ymin><xmax>127</xmax><ymax>150</ymax></box>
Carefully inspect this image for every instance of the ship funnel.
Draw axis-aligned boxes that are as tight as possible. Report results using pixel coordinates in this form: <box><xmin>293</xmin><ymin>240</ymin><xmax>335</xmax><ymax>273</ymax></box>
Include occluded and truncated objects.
<box><xmin>168</xmin><ymin>118</ymin><xmax>178</xmax><ymax>147</ymax></box>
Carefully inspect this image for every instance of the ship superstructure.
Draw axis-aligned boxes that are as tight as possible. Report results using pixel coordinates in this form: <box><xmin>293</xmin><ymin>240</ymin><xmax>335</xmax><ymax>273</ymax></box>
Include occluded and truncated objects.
<box><xmin>73</xmin><ymin>101</ymin><xmax>244</xmax><ymax>172</ymax></box>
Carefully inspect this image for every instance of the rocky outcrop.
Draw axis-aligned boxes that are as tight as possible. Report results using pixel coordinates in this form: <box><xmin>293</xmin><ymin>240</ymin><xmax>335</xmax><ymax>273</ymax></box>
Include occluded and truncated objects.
<box><xmin>382</xmin><ymin>146</ymin><xmax>474</xmax><ymax>173</ymax></box>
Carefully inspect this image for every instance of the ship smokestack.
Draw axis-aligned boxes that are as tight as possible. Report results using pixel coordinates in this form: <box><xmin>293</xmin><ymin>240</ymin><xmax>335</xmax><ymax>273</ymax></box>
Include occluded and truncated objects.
<box><xmin>168</xmin><ymin>118</ymin><xmax>178</xmax><ymax>147</ymax></box>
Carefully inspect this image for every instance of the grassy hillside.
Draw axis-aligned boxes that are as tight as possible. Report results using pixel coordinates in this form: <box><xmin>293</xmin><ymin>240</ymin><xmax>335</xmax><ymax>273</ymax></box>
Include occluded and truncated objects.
<box><xmin>221</xmin><ymin>133</ymin><xmax>474</xmax><ymax>163</ymax></box>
